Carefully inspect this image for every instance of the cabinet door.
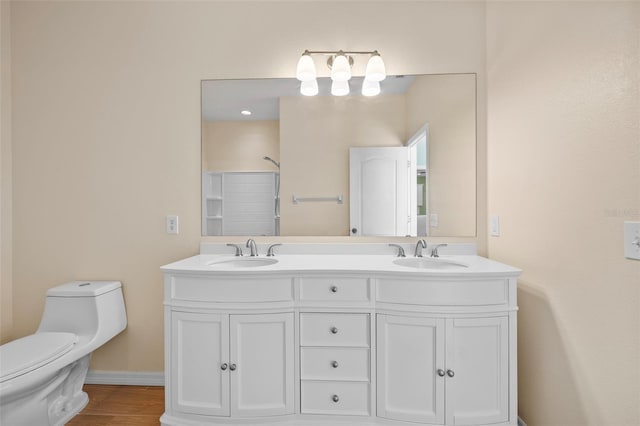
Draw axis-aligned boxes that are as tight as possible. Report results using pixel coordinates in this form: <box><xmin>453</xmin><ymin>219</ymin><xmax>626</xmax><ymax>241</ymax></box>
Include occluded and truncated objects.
<box><xmin>171</xmin><ymin>312</ymin><xmax>229</xmax><ymax>416</ymax></box>
<box><xmin>230</xmin><ymin>313</ymin><xmax>294</xmax><ymax>417</ymax></box>
<box><xmin>377</xmin><ymin>315</ymin><xmax>445</xmax><ymax>424</ymax></box>
<box><xmin>445</xmin><ymin>317</ymin><xmax>509</xmax><ymax>425</ymax></box>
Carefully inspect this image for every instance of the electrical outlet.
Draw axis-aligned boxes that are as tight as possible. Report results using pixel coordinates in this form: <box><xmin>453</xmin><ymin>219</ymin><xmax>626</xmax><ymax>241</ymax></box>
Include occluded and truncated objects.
<box><xmin>430</xmin><ymin>213</ymin><xmax>438</xmax><ymax>228</ymax></box>
<box><xmin>624</xmin><ymin>221</ymin><xmax>640</xmax><ymax>260</ymax></box>
<box><xmin>166</xmin><ymin>215</ymin><xmax>179</xmax><ymax>234</ymax></box>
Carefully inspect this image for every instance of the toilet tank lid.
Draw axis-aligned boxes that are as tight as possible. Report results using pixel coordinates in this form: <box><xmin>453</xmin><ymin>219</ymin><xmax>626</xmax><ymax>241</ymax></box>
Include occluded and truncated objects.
<box><xmin>47</xmin><ymin>281</ymin><xmax>122</xmax><ymax>297</ymax></box>
<box><xmin>0</xmin><ymin>332</ymin><xmax>78</xmax><ymax>383</ymax></box>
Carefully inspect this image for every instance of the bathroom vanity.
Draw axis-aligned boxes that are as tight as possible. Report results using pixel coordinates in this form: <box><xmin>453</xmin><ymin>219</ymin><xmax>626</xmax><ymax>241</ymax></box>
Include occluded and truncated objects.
<box><xmin>161</xmin><ymin>244</ymin><xmax>520</xmax><ymax>426</ymax></box>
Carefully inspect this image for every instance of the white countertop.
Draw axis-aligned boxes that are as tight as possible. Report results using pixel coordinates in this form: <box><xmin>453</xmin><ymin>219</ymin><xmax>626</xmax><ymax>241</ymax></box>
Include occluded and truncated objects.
<box><xmin>161</xmin><ymin>253</ymin><xmax>521</xmax><ymax>278</ymax></box>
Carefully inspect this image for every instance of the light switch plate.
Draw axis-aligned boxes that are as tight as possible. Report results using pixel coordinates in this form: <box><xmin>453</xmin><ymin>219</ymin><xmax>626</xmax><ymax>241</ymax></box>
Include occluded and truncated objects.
<box><xmin>430</xmin><ymin>213</ymin><xmax>438</xmax><ymax>228</ymax></box>
<box><xmin>624</xmin><ymin>221</ymin><xmax>640</xmax><ymax>260</ymax></box>
<box><xmin>491</xmin><ymin>215</ymin><xmax>500</xmax><ymax>237</ymax></box>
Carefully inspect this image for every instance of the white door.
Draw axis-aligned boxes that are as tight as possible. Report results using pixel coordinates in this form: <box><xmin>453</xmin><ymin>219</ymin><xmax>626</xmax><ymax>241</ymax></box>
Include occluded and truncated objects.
<box><xmin>377</xmin><ymin>315</ymin><xmax>445</xmax><ymax>424</ymax></box>
<box><xmin>230</xmin><ymin>313</ymin><xmax>294</xmax><ymax>417</ymax></box>
<box><xmin>350</xmin><ymin>147</ymin><xmax>410</xmax><ymax>236</ymax></box>
<box><xmin>171</xmin><ymin>312</ymin><xmax>230</xmax><ymax>416</ymax></box>
<box><xmin>445</xmin><ymin>317</ymin><xmax>509</xmax><ymax>425</ymax></box>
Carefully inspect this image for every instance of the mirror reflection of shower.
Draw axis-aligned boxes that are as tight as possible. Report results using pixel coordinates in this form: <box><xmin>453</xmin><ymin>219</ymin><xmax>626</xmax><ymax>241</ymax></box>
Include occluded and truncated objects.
<box><xmin>263</xmin><ymin>156</ymin><xmax>280</xmax><ymax>235</ymax></box>
<box><xmin>263</xmin><ymin>156</ymin><xmax>280</xmax><ymax>169</ymax></box>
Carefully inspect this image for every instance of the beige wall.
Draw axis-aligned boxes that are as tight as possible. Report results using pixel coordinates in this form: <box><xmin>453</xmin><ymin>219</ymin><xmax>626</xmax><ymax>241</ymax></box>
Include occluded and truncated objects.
<box><xmin>406</xmin><ymin>74</ymin><xmax>476</xmax><ymax>237</ymax></box>
<box><xmin>486</xmin><ymin>2</ymin><xmax>640</xmax><ymax>426</ymax></box>
<box><xmin>280</xmin><ymin>94</ymin><xmax>406</xmax><ymax>235</ymax></box>
<box><xmin>9</xmin><ymin>1</ymin><xmax>487</xmax><ymax>371</ymax></box>
<box><xmin>0</xmin><ymin>0</ymin><xmax>13</xmax><ymax>344</ymax></box>
<box><xmin>202</xmin><ymin>120</ymin><xmax>279</xmax><ymax>171</ymax></box>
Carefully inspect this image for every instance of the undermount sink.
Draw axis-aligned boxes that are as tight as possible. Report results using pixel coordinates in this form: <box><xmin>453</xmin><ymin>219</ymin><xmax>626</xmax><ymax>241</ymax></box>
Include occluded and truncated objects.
<box><xmin>393</xmin><ymin>257</ymin><xmax>468</xmax><ymax>270</ymax></box>
<box><xmin>208</xmin><ymin>257</ymin><xmax>279</xmax><ymax>268</ymax></box>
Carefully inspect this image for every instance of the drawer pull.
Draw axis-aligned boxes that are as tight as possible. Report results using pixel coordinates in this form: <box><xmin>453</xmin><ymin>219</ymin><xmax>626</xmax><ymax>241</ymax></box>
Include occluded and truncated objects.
<box><xmin>330</xmin><ymin>327</ymin><xmax>339</xmax><ymax>334</ymax></box>
<box><xmin>331</xmin><ymin>361</ymin><xmax>339</xmax><ymax>368</ymax></box>
<box><xmin>221</xmin><ymin>363</ymin><xmax>228</xmax><ymax>371</ymax></box>
<box><xmin>446</xmin><ymin>369</ymin><xmax>455</xmax><ymax>378</ymax></box>
<box><xmin>436</xmin><ymin>369</ymin><xmax>445</xmax><ymax>377</ymax></box>
<box><xmin>332</xmin><ymin>394</ymin><xmax>340</xmax><ymax>403</ymax></box>
<box><xmin>331</xmin><ymin>286</ymin><xmax>338</xmax><ymax>293</ymax></box>
<box><xmin>230</xmin><ymin>364</ymin><xmax>237</xmax><ymax>371</ymax></box>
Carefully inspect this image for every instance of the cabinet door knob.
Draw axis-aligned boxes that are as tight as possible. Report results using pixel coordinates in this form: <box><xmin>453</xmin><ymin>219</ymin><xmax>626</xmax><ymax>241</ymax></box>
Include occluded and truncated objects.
<box><xmin>446</xmin><ymin>369</ymin><xmax>455</xmax><ymax>377</ymax></box>
<box><xmin>331</xmin><ymin>361</ymin><xmax>339</xmax><ymax>368</ymax></box>
<box><xmin>221</xmin><ymin>363</ymin><xmax>228</xmax><ymax>371</ymax></box>
<box><xmin>437</xmin><ymin>369</ymin><xmax>445</xmax><ymax>377</ymax></box>
<box><xmin>332</xmin><ymin>394</ymin><xmax>340</xmax><ymax>403</ymax></box>
<box><xmin>331</xmin><ymin>286</ymin><xmax>338</xmax><ymax>293</ymax></box>
<box><xmin>330</xmin><ymin>327</ymin><xmax>339</xmax><ymax>334</ymax></box>
<box><xmin>229</xmin><ymin>364</ymin><xmax>237</xmax><ymax>371</ymax></box>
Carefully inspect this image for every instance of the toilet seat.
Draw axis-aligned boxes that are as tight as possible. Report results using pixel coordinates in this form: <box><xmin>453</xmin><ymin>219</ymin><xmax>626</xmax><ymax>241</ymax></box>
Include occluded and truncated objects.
<box><xmin>0</xmin><ymin>332</ymin><xmax>78</xmax><ymax>383</ymax></box>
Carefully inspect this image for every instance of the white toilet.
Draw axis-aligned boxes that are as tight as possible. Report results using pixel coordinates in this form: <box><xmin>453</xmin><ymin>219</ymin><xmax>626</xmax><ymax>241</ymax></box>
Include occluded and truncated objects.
<box><xmin>0</xmin><ymin>281</ymin><xmax>127</xmax><ymax>426</ymax></box>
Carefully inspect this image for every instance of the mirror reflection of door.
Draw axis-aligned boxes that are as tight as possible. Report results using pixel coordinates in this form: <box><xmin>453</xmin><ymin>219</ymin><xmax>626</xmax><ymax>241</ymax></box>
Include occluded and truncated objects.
<box><xmin>407</xmin><ymin>124</ymin><xmax>429</xmax><ymax>237</ymax></box>
<box><xmin>349</xmin><ymin>147</ymin><xmax>411</xmax><ymax>236</ymax></box>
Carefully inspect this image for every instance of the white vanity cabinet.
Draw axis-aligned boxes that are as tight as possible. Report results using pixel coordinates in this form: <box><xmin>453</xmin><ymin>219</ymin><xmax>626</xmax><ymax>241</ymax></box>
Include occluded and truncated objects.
<box><xmin>377</xmin><ymin>315</ymin><xmax>509</xmax><ymax>425</ymax></box>
<box><xmin>161</xmin><ymin>253</ymin><xmax>520</xmax><ymax>426</ymax></box>
<box><xmin>170</xmin><ymin>311</ymin><xmax>294</xmax><ymax>418</ymax></box>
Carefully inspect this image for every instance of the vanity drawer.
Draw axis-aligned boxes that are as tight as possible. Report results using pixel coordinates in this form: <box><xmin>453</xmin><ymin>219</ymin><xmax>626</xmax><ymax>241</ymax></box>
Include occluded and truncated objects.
<box><xmin>169</xmin><ymin>276</ymin><xmax>294</xmax><ymax>303</ymax></box>
<box><xmin>299</xmin><ymin>277</ymin><xmax>370</xmax><ymax>302</ymax></box>
<box><xmin>301</xmin><ymin>347</ymin><xmax>370</xmax><ymax>381</ymax></box>
<box><xmin>301</xmin><ymin>381</ymin><xmax>370</xmax><ymax>416</ymax></box>
<box><xmin>376</xmin><ymin>278</ymin><xmax>509</xmax><ymax>306</ymax></box>
<box><xmin>300</xmin><ymin>313</ymin><xmax>370</xmax><ymax>347</ymax></box>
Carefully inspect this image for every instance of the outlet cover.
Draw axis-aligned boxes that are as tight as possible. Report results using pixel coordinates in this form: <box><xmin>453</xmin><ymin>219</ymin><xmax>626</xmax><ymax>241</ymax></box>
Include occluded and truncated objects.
<box><xmin>624</xmin><ymin>221</ymin><xmax>640</xmax><ymax>260</ymax></box>
<box><xmin>166</xmin><ymin>215</ymin><xmax>179</xmax><ymax>234</ymax></box>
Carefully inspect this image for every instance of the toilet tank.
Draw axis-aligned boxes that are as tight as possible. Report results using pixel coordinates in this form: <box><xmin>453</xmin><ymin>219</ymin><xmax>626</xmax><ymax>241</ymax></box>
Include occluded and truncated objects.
<box><xmin>37</xmin><ymin>281</ymin><xmax>127</xmax><ymax>341</ymax></box>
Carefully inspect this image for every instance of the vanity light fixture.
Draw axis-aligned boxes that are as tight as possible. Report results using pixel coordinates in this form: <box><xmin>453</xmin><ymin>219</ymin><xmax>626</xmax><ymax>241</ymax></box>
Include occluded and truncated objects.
<box><xmin>295</xmin><ymin>49</ymin><xmax>386</xmax><ymax>96</ymax></box>
<box><xmin>331</xmin><ymin>80</ymin><xmax>350</xmax><ymax>97</ymax></box>
<box><xmin>240</xmin><ymin>110</ymin><xmax>252</xmax><ymax>116</ymax></box>
<box><xmin>361</xmin><ymin>78</ymin><xmax>380</xmax><ymax>97</ymax></box>
<box><xmin>300</xmin><ymin>79</ymin><xmax>319</xmax><ymax>96</ymax></box>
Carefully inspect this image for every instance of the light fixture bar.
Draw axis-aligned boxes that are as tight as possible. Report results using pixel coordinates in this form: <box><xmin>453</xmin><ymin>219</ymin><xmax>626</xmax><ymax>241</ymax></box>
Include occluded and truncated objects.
<box><xmin>303</xmin><ymin>49</ymin><xmax>381</xmax><ymax>56</ymax></box>
<box><xmin>296</xmin><ymin>49</ymin><xmax>385</xmax><ymax>96</ymax></box>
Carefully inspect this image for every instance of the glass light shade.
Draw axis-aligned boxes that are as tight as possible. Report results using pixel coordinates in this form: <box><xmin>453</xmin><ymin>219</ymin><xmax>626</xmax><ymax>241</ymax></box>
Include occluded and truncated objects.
<box><xmin>330</xmin><ymin>54</ymin><xmax>351</xmax><ymax>82</ymax></box>
<box><xmin>300</xmin><ymin>79</ymin><xmax>319</xmax><ymax>96</ymax></box>
<box><xmin>331</xmin><ymin>80</ymin><xmax>350</xmax><ymax>96</ymax></box>
<box><xmin>365</xmin><ymin>54</ymin><xmax>386</xmax><ymax>82</ymax></box>
<box><xmin>361</xmin><ymin>78</ymin><xmax>380</xmax><ymax>97</ymax></box>
<box><xmin>296</xmin><ymin>54</ymin><xmax>316</xmax><ymax>81</ymax></box>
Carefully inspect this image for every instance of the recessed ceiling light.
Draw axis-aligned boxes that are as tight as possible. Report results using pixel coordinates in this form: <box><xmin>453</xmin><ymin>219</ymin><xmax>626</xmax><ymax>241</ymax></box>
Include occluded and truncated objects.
<box><xmin>241</xmin><ymin>110</ymin><xmax>252</xmax><ymax>116</ymax></box>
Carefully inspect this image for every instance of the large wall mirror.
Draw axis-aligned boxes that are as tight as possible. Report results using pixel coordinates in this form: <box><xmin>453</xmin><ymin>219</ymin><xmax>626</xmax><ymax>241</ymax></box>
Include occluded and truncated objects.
<box><xmin>202</xmin><ymin>73</ymin><xmax>476</xmax><ymax>237</ymax></box>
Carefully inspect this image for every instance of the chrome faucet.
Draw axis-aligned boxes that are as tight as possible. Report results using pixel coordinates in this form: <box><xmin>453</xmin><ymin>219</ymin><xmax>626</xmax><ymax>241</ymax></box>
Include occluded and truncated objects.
<box><xmin>226</xmin><ymin>243</ymin><xmax>243</xmax><ymax>256</ymax></box>
<box><xmin>430</xmin><ymin>243</ymin><xmax>448</xmax><ymax>258</ymax></box>
<box><xmin>389</xmin><ymin>244</ymin><xmax>406</xmax><ymax>257</ymax></box>
<box><xmin>414</xmin><ymin>239</ymin><xmax>427</xmax><ymax>257</ymax></box>
<box><xmin>266</xmin><ymin>243</ymin><xmax>282</xmax><ymax>257</ymax></box>
<box><xmin>246</xmin><ymin>239</ymin><xmax>258</xmax><ymax>256</ymax></box>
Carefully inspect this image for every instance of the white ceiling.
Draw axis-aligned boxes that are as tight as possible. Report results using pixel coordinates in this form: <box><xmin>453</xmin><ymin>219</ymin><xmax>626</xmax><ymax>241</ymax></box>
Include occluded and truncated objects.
<box><xmin>202</xmin><ymin>75</ymin><xmax>416</xmax><ymax>122</ymax></box>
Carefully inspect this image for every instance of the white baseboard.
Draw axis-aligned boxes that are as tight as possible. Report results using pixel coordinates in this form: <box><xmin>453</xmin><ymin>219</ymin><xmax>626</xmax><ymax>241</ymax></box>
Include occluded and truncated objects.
<box><xmin>85</xmin><ymin>370</ymin><xmax>164</xmax><ymax>386</ymax></box>
<box><xmin>518</xmin><ymin>417</ymin><xmax>528</xmax><ymax>426</ymax></box>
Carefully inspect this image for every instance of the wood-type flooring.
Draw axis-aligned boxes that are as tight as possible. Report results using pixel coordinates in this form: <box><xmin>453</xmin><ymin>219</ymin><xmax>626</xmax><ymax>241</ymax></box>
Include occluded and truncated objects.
<box><xmin>66</xmin><ymin>384</ymin><xmax>164</xmax><ymax>426</ymax></box>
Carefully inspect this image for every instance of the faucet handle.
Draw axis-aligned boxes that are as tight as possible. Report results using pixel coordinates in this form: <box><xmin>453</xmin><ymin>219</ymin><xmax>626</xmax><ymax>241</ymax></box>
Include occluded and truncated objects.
<box><xmin>266</xmin><ymin>243</ymin><xmax>282</xmax><ymax>257</ymax></box>
<box><xmin>388</xmin><ymin>244</ymin><xmax>406</xmax><ymax>257</ymax></box>
<box><xmin>226</xmin><ymin>243</ymin><xmax>244</xmax><ymax>257</ymax></box>
<box><xmin>430</xmin><ymin>243</ymin><xmax>448</xmax><ymax>258</ymax></box>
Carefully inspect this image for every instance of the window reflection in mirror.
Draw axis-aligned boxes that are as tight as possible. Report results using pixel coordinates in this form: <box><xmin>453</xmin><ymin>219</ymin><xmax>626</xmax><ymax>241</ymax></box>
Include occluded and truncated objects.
<box><xmin>201</xmin><ymin>74</ymin><xmax>476</xmax><ymax>237</ymax></box>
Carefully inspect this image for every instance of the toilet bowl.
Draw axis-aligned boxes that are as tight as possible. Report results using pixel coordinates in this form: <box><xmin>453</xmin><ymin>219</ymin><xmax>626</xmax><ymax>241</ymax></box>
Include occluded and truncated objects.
<box><xmin>0</xmin><ymin>281</ymin><xmax>127</xmax><ymax>426</ymax></box>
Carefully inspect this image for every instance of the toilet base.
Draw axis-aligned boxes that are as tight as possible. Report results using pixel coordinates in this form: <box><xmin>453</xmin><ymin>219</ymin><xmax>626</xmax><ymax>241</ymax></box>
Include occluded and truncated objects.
<box><xmin>0</xmin><ymin>354</ymin><xmax>91</xmax><ymax>426</ymax></box>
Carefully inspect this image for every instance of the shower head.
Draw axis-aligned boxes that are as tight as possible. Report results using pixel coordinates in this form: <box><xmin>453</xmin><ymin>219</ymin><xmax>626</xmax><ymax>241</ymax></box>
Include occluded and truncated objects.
<box><xmin>263</xmin><ymin>156</ymin><xmax>280</xmax><ymax>169</ymax></box>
